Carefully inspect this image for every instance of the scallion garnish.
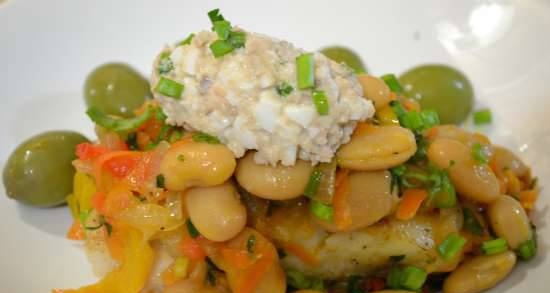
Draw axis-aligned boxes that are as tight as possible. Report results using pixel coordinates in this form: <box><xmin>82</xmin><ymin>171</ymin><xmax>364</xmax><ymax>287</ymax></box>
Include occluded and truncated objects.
<box><xmin>381</xmin><ymin>73</ymin><xmax>403</xmax><ymax>93</ymax></box>
<box><xmin>400</xmin><ymin>266</ymin><xmax>428</xmax><ymax>291</ymax></box>
<box><xmin>387</xmin><ymin>267</ymin><xmax>404</xmax><ymax>289</ymax></box>
<box><xmin>276</xmin><ymin>82</ymin><xmax>294</xmax><ymax>96</ymax></box>
<box><xmin>389</xmin><ymin>100</ymin><xmax>441</xmax><ymax>134</ymax></box>
<box><xmin>86</xmin><ymin>106</ymin><xmax>152</xmax><ymax>132</ymax></box>
<box><xmin>437</xmin><ymin>233</ymin><xmax>466</xmax><ymax>260</ymax></box>
<box><xmin>156</xmin><ymin>174</ymin><xmax>165</xmax><ymax>189</ymax></box>
<box><xmin>227</xmin><ymin>31</ymin><xmax>246</xmax><ymax>48</ymax></box>
<box><xmin>210</xmin><ymin>39</ymin><xmax>234</xmax><ymax>58</ymax></box>
<box><xmin>304</xmin><ymin>170</ymin><xmax>324</xmax><ymax>198</ymax></box>
<box><xmin>155</xmin><ymin>77</ymin><xmax>184</xmax><ymax>99</ymax></box>
<box><xmin>517</xmin><ymin>237</ymin><xmax>537</xmax><ymax>261</ymax></box>
<box><xmin>158</xmin><ymin>52</ymin><xmax>174</xmax><ymax>74</ymax></box>
<box><xmin>481</xmin><ymin>238</ymin><xmax>508</xmax><ymax>255</ymax></box>
<box><xmin>312</xmin><ymin>90</ymin><xmax>330</xmax><ymax>115</ymax></box>
<box><xmin>246</xmin><ymin>234</ymin><xmax>256</xmax><ymax>253</ymax></box>
<box><xmin>178</xmin><ymin>33</ymin><xmax>195</xmax><ymax>46</ymax></box>
<box><xmin>463</xmin><ymin>207</ymin><xmax>483</xmax><ymax>236</ymax></box>
<box><xmin>192</xmin><ymin>132</ymin><xmax>221</xmax><ymax>144</ymax></box>
<box><xmin>473</xmin><ymin>108</ymin><xmax>492</xmax><ymax>125</ymax></box>
<box><xmin>310</xmin><ymin>200</ymin><xmax>334</xmax><ymax>222</ymax></box>
<box><xmin>296</xmin><ymin>53</ymin><xmax>315</xmax><ymax>89</ymax></box>
<box><xmin>186</xmin><ymin>219</ymin><xmax>200</xmax><ymax>238</ymax></box>
<box><xmin>471</xmin><ymin>142</ymin><xmax>489</xmax><ymax>164</ymax></box>
<box><xmin>213</xmin><ymin>20</ymin><xmax>231</xmax><ymax>40</ymax></box>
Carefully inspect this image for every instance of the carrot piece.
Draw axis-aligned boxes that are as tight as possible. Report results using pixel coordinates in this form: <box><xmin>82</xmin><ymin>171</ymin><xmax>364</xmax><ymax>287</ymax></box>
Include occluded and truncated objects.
<box><xmin>520</xmin><ymin>190</ymin><xmax>538</xmax><ymax>210</ymax></box>
<box><xmin>396</xmin><ymin>189</ymin><xmax>428</xmax><ymax>220</ymax></box>
<box><xmin>67</xmin><ymin>220</ymin><xmax>85</xmax><ymax>240</ymax></box>
<box><xmin>221</xmin><ymin>247</ymin><xmax>256</xmax><ymax>269</ymax></box>
<box><xmin>178</xmin><ymin>237</ymin><xmax>206</xmax><ymax>261</ymax></box>
<box><xmin>280</xmin><ymin>241</ymin><xmax>319</xmax><ymax>266</ymax></box>
<box><xmin>333</xmin><ymin>169</ymin><xmax>352</xmax><ymax>230</ymax></box>
<box><xmin>425</xmin><ymin>127</ymin><xmax>439</xmax><ymax>140</ymax></box>
<box><xmin>235</xmin><ymin>247</ymin><xmax>275</xmax><ymax>293</ymax></box>
<box><xmin>75</xmin><ymin>143</ymin><xmax>110</xmax><ymax>161</ymax></box>
<box><xmin>90</xmin><ymin>192</ymin><xmax>106</xmax><ymax>215</ymax></box>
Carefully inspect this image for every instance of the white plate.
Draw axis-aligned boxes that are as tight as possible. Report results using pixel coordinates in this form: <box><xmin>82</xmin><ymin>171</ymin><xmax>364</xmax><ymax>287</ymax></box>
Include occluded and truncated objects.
<box><xmin>0</xmin><ymin>0</ymin><xmax>548</xmax><ymax>292</ymax></box>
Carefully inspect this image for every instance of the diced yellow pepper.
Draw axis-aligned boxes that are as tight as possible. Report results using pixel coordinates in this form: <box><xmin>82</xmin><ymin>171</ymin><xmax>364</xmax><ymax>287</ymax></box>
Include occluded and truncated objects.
<box><xmin>67</xmin><ymin>172</ymin><xmax>98</xmax><ymax>220</ymax></box>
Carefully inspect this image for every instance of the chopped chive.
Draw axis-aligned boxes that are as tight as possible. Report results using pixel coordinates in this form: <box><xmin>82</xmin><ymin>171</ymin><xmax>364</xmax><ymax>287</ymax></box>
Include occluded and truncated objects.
<box><xmin>227</xmin><ymin>31</ymin><xmax>246</xmax><ymax>48</ymax></box>
<box><xmin>156</xmin><ymin>174</ymin><xmax>165</xmax><ymax>189</ymax></box>
<box><xmin>155</xmin><ymin>77</ymin><xmax>184</xmax><ymax>99</ymax></box>
<box><xmin>481</xmin><ymin>238</ymin><xmax>508</xmax><ymax>255</ymax></box>
<box><xmin>473</xmin><ymin>108</ymin><xmax>492</xmax><ymax>125</ymax></box>
<box><xmin>312</xmin><ymin>90</ymin><xmax>330</xmax><ymax>115</ymax></box>
<box><xmin>246</xmin><ymin>234</ymin><xmax>256</xmax><ymax>253</ymax></box>
<box><xmin>517</xmin><ymin>237</ymin><xmax>537</xmax><ymax>261</ymax></box>
<box><xmin>158</xmin><ymin>53</ymin><xmax>174</xmax><ymax>74</ymax></box>
<box><xmin>471</xmin><ymin>143</ymin><xmax>489</xmax><ymax>164</ymax></box>
<box><xmin>400</xmin><ymin>111</ymin><xmax>424</xmax><ymax>132</ymax></box>
<box><xmin>381</xmin><ymin>74</ymin><xmax>403</xmax><ymax>93</ymax></box>
<box><xmin>400</xmin><ymin>266</ymin><xmax>428</xmax><ymax>291</ymax></box>
<box><xmin>420</xmin><ymin>109</ymin><xmax>440</xmax><ymax>130</ymax></box>
<box><xmin>186</xmin><ymin>219</ymin><xmax>200</xmax><ymax>238</ymax></box>
<box><xmin>210</xmin><ymin>39</ymin><xmax>234</xmax><ymax>58</ymax></box>
<box><xmin>389</xmin><ymin>100</ymin><xmax>407</xmax><ymax>118</ymax></box>
<box><xmin>213</xmin><ymin>20</ymin><xmax>231</xmax><ymax>40</ymax></box>
<box><xmin>304</xmin><ymin>170</ymin><xmax>324</xmax><ymax>198</ymax></box>
<box><xmin>208</xmin><ymin>8</ymin><xmax>225</xmax><ymax>23</ymax></box>
<box><xmin>310</xmin><ymin>201</ymin><xmax>334</xmax><ymax>222</ymax></box>
<box><xmin>192</xmin><ymin>132</ymin><xmax>220</xmax><ymax>144</ymax></box>
<box><xmin>86</xmin><ymin>106</ymin><xmax>152</xmax><ymax>132</ymax></box>
<box><xmin>432</xmin><ymin>171</ymin><xmax>457</xmax><ymax>208</ymax></box>
<box><xmin>178</xmin><ymin>33</ymin><xmax>195</xmax><ymax>46</ymax></box>
<box><xmin>276</xmin><ymin>82</ymin><xmax>294</xmax><ymax>96</ymax></box>
<box><xmin>437</xmin><ymin>233</ymin><xmax>466</xmax><ymax>260</ymax></box>
<box><xmin>296</xmin><ymin>53</ymin><xmax>315</xmax><ymax>89</ymax></box>
<box><xmin>463</xmin><ymin>207</ymin><xmax>483</xmax><ymax>236</ymax></box>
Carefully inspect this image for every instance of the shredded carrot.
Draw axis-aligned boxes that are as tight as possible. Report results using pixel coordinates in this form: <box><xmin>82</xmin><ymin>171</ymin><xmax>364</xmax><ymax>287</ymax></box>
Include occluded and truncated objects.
<box><xmin>333</xmin><ymin>169</ymin><xmax>352</xmax><ymax>230</ymax></box>
<box><xmin>221</xmin><ymin>247</ymin><xmax>256</xmax><ymax>269</ymax></box>
<box><xmin>235</xmin><ymin>247</ymin><xmax>275</xmax><ymax>293</ymax></box>
<box><xmin>280</xmin><ymin>241</ymin><xmax>319</xmax><ymax>266</ymax></box>
<box><xmin>178</xmin><ymin>237</ymin><xmax>206</xmax><ymax>261</ymax></box>
<box><xmin>396</xmin><ymin>189</ymin><xmax>428</xmax><ymax>220</ymax></box>
<box><xmin>67</xmin><ymin>220</ymin><xmax>85</xmax><ymax>240</ymax></box>
<box><xmin>520</xmin><ymin>190</ymin><xmax>538</xmax><ymax>210</ymax></box>
<box><xmin>489</xmin><ymin>157</ymin><xmax>499</xmax><ymax>174</ymax></box>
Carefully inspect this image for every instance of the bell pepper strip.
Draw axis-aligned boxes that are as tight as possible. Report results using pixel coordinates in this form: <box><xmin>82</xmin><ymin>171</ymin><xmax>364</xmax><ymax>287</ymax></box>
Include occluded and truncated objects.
<box><xmin>279</xmin><ymin>241</ymin><xmax>319</xmax><ymax>266</ymax></box>
<box><xmin>86</xmin><ymin>106</ymin><xmax>153</xmax><ymax>132</ymax></box>
<box><xmin>93</xmin><ymin>151</ymin><xmax>141</xmax><ymax>190</ymax></box>
<box><xmin>333</xmin><ymin>169</ymin><xmax>352</xmax><ymax>230</ymax></box>
<box><xmin>55</xmin><ymin>227</ymin><xmax>154</xmax><ymax>293</ymax></box>
<box><xmin>396</xmin><ymin>189</ymin><xmax>428</xmax><ymax>220</ymax></box>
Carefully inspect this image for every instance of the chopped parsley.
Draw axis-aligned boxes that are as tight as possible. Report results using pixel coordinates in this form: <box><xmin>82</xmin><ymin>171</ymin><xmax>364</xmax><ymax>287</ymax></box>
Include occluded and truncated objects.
<box><xmin>276</xmin><ymin>82</ymin><xmax>294</xmax><ymax>96</ymax></box>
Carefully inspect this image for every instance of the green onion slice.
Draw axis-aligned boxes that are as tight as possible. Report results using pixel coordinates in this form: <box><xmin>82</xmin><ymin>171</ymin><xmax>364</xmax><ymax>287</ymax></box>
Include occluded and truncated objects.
<box><xmin>312</xmin><ymin>90</ymin><xmax>330</xmax><ymax>115</ymax></box>
<box><xmin>471</xmin><ymin>142</ymin><xmax>489</xmax><ymax>164</ymax></box>
<box><xmin>228</xmin><ymin>31</ymin><xmax>246</xmax><ymax>48</ymax></box>
<box><xmin>192</xmin><ymin>132</ymin><xmax>221</xmax><ymax>144</ymax></box>
<box><xmin>276</xmin><ymin>82</ymin><xmax>294</xmax><ymax>96</ymax></box>
<box><xmin>296</xmin><ymin>53</ymin><xmax>315</xmax><ymax>89</ymax></box>
<box><xmin>473</xmin><ymin>108</ymin><xmax>492</xmax><ymax>125</ymax></box>
<box><xmin>463</xmin><ymin>207</ymin><xmax>484</xmax><ymax>236</ymax></box>
<box><xmin>381</xmin><ymin>73</ymin><xmax>403</xmax><ymax>93</ymax></box>
<box><xmin>517</xmin><ymin>237</ymin><xmax>537</xmax><ymax>261</ymax></box>
<box><xmin>286</xmin><ymin>269</ymin><xmax>325</xmax><ymax>290</ymax></box>
<box><xmin>304</xmin><ymin>170</ymin><xmax>324</xmax><ymax>198</ymax></box>
<box><xmin>208</xmin><ymin>8</ymin><xmax>225</xmax><ymax>23</ymax></box>
<box><xmin>213</xmin><ymin>20</ymin><xmax>231</xmax><ymax>40</ymax></box>
<box><xmin>481</xmin><ymin>238</ymin><xmax>508</xmax><ymax>255</ymax></box>
<box><xmin>178</xmin><ymin>33</ymin><xmax>195</xmax><ymax>46</ymax></box>
<box><xmin>437</xmin><ymin>233</ymin><xmax>466</xmax><ymax>260</ymax></box>
<box><xmin>310</xmin><ymin>201</ymin><xmax>334</xmax><ymax>222</ymax></box>
<box><xmin>155</xmin><ymin>77</ymin><xmax>184</xmax><ymax>99</ymax></box>
<box><xmin>86</xmin><ymin>106</ymin><xmax>152</xmax><ymax>132</ymax></box>
<box><xmin>400</xmin><ymin>266</ymin><xmax>428</xmax><ymax>291</ymax></box>
<box><xmin>210</xmin><ymin>39</ymin><xmax>234</xmax><ymax>58</ymax></box>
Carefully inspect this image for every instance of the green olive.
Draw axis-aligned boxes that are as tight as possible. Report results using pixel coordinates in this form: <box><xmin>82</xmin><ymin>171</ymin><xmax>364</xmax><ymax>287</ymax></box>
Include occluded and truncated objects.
<box><xmin>84</xmin><ymin>63</ymin><xmax>151</xmax><ymax>118</ymax></box>
<box><xmin>320</xmin><ymin>46</ymin><xmax>367</xmax><ymax>74</ymax></box>
<box><xmin>3</xmin><ymin>131</ymin><xmax>89</xmax><ymax>207</ymax></box>
<box><xmin>399</xmin><ymin>64</ymin><xmax>473</xmax><ymax>124</ymax></box>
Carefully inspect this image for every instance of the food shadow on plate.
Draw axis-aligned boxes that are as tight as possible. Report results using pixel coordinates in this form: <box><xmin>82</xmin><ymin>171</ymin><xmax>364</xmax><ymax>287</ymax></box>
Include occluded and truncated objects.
<box><xmin>16</xmin><ymin>202</ymin><xmax>72</xmax><ymax>237</ymax></box>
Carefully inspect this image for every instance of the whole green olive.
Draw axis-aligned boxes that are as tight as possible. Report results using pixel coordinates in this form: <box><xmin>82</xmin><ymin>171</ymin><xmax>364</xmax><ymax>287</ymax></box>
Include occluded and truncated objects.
<box><xmin>84</xmin><ymin>63</ymin><xmax>151</xmax><ymax>118</ymax></box>
<box><xmin>399</xmin><ymin>64</ymin><xmax>473</xmax><ymax>124</ymax></box>
<box><xmin>3</xmin><ymin>131</ymin><xmax>89</xmax><ymax>207</ymax></box>
<box><xmin>320</xmin><ymin>46</ymin><xmax>367</xmax><ymax>74</ymax></box>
